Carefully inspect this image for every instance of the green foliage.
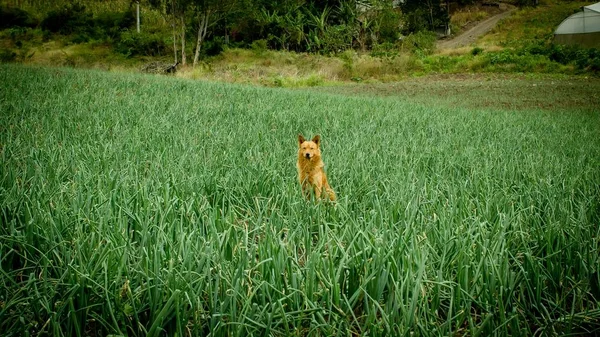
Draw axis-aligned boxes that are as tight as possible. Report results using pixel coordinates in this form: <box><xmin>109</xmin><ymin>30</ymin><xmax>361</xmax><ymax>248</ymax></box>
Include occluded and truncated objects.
<box><xmin>539</xmin><ymin>43</ymin><xmax>600</xmax><ymax>72</ymax></box>
<box><xmin>0</xmin><ymin>5</ymin><xmax>37</xmax><ymax>29</ymax></box>
<box><xmin>319</xmin><ymin>24</ymin><xmax>352</xmax><ymax>54</ymax></box>
<box><xmin>487</xmin><ymin>1</ymin><xmax>584</xmax><ymax>48</ymax></box>
<box><xmin>115</xmin><ymin>31</ymin><xmax>168</xmax><ymax>57</ymax></box>
<box><xmin>402</xmin><ymin>30</ymin><xmax>437</xmax><ymax>55</ymax></box>
<box><xmin>338</xmin><ymin>49</ymin><xmax>356</xmax><ymax>76</ymax></box>
<box><xmin>399</xmin><ymin>0</ymin><xmax>448</xmax><ymax>33</ymax></box>
<box><xmin>370</xmin><ymin>42</ymin><xmax>400</xmax><ymax>58</ymax></box>
<box><xmin>3</xmin><ymin>26</ymin><xmax>40</xmax><ymax>43</ymax></box>
<box><xmin>94</xmin><ymin>11</ymin><xmax>136</xmax><ymax>39</ymax></box>
<box><xmin>40</xmin><ymin>3</ymin><xmax>91</xmax><ymax>34</ymax></box>
<box><xmin>39</xmin><ymin>4</ymin><xmax>134</xmax><ymax>43</ymax></box>
<box><xmin>1</xmin><ymin>65</ymin><xmax>599</xmax><ymax>336</ymax></box>
<box><xmin>0</xmin><ymin>49</ymin><xmax>16</xmax><ymax>62</ymax></box>
<box><xmin>377</xmin><ymin>7</ymin><xmax>402</xmax><ymax>43</ymax></box>
<box><xmin>516</xmin><ymin>0</ymin><xmax>540</xmax><ymax>7</ymax></box>
<box><xmin>471</xmin><ymin>47</ymin><xmax>484</xmax><ymax>56</ymax></box>
<box><xmin>202</xmin><ymin>36</ymin><xmax>226</xmax><ymax>57</ymax></box>
<box><xmin>251</xmin><ymin>38</ymin><xmax>268</xmax><ymax>53</ymax></box>
<box><xmin>493</xmin><ymin>41</ymin><xmax>600</xmax><ymax>73</ymax></box>
<box><xmin>478</xmin><ymin>49</ymin><xmax>562</xmax><ymax>72</ymax></box>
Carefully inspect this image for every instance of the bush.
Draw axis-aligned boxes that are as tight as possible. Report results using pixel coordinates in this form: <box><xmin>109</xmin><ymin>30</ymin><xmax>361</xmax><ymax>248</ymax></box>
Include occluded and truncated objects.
<box><xmin>377</xmin><ymin>8</ymin><xmax>402</xmax><ymax>43</ymax></box>
<box><xmin>115</xmin><ymin>31</ymin><xmax>168</xmax><ymax>57</ymax></box>
<box><xmin>518</xmin><ymin>42</ymin><xmax>600</xmax><ymax>72</ymax></box>
<box><xmin>402</xmin><ymin>30</ymin><xmax>437</xmax><ymax>55</ymax></box>
<box><xmin>0</xmin><ymin>6</ymin><xmax>37</xmax><ymax>29</ymax></box>
<box><xmin>41</xmin><ymin>4</ymin><xmax>91</xmax><ymax>34</ymax></box>
<box><xmin>0</xmin><ymin>49</ymin><xmax>17</xmax><ymax>62</ymax></box>
<box><xmin>203</xmin><ymin>36</ymin><xmax>226</xmax><ymax>57</ymax></box>
<box><xmin>1</xmin><ymin>27</ymin><xmax>45</xmax><ymax>47</ymax></box>
<box><xmin>370</xmin><ymin>42</ymin><xmax>399</xmax><ymax>58</ymax></box>
<box><xmin>41</xmin><ymin>4</ymin><xmax>134</xmax><ymax>43</ymax></box>
<box><xmin>482</xmin><ymin>49</ymin><xmax>564</xmax><ymax>73</ymax></box>
<box><xmin>471</xmin><ymin>47</ymin><xmax>484</xmax><ymax>56</ymax></box>
<box><xmin>338</xmin><ymin>50</ymin><xmax>356</xmax><ymax>77</ymax></box>
<box><xmin>320</xmin><ymin>25</ymin><xmax>353</xmax><ymax>55</ymax></box>
<box><xmin>251</xmin><ymin>39</ymin><xmax>268</xmax><ymax>54</ymax></box>
<box><xmin>546</xmin><ymin>44</ymin><xmax>600</xmax><ymax>71</ymax></box>
<box><xmin>94</xmin><ymin>11</ymin><xmax>135</xmax><ymax>39</ymax></box>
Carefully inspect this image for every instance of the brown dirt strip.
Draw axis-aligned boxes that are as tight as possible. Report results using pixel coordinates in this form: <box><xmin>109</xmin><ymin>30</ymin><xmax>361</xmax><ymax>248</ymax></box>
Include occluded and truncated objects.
<box><xmin>438</xmin><ymin>8</ymin><xmax>516</xmax><ymax>49</ymax></box>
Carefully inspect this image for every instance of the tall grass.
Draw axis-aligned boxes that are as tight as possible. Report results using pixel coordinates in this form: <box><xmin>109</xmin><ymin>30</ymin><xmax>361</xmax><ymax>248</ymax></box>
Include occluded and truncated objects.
<box><xmin>1</xmin><ymin>64</ymin><xmax>599</xmax><ymax>336</ymax></box>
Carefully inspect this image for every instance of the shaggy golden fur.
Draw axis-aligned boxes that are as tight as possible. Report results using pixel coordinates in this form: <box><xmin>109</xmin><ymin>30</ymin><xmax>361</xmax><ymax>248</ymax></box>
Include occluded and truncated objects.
<box><xmin>297</xmin><ymin>134</ymin><xmax>336</xmax><ymax>201</ymax></box>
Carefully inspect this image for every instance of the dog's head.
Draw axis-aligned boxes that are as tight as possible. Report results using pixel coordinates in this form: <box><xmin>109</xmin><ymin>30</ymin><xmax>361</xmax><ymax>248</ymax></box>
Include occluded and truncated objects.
<box><xmin>298</xmin><ymin>134</ymin><xmax>321</xmax><ymax>161</ymax></box>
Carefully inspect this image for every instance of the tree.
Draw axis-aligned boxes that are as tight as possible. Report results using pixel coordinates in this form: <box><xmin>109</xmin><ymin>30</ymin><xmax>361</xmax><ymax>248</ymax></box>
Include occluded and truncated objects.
<box><xmin>190</xmin><ymin>0</ymin><xmax>240</xmax><ymax>66</ymax></box>
<box><xmin>148</xmin><ymin>0</ymin><xmax>183</xmax><ymax>63</ymax></box>
<box><xmin>398</xmin><ymin>0</ymin><xmax>448</xmax><ymax>33</ymax></box>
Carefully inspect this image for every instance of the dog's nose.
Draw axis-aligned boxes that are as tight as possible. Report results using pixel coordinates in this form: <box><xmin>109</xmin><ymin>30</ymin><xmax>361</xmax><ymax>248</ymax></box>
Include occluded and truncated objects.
<box><xmin>305</xmin><ymin>153</ymin><xmax>310</xmax><ymax>159</ymax></box>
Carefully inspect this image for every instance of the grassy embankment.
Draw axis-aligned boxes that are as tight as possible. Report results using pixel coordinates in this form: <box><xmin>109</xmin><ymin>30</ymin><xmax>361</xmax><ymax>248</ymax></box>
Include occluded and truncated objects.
<box><xmin>1</xmin><ymin>64</ymin><xmax>599</xmax><ymax>336</ymax></box>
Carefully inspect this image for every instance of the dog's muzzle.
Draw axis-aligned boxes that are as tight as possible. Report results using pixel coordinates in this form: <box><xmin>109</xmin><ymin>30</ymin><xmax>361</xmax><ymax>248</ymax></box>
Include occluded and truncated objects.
<box><xmin>305</xmin><ymin>153</ymin><xmax>311</xmax><ymax>159</ymax></box>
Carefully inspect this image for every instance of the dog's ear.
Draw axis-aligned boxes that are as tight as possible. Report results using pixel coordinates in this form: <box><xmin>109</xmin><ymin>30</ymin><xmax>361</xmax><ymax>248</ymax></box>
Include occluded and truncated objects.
<box><xmin>312</xmin><ymin>135</ymin><xmax>320</xmax><ymax>146</ymax></box>
<box><xmin>298</xmin><ymin>134</ymin><xmax>306</xmax><ymax>146</ymax></box>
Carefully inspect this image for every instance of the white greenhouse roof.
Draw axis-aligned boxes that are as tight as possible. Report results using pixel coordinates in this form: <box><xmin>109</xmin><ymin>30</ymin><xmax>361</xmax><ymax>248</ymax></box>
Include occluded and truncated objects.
<box><xmin>584</xmin><ymin>2</ymin><xmax>600</xmax><ymax>13</ymax></box>
<box><xmin>555</xmin><ymin>10</ymin><xmax>600</xmax><ymax>34</ymax></box>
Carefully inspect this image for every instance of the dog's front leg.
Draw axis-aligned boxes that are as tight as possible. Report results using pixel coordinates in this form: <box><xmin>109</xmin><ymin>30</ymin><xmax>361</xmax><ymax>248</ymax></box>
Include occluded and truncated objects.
<box><xmin>314</xmin><ymin>184</ymin><xmax>323</xmax><ymax>201</ymax></box>
<box><xmin>301</xmin><ymin>181</ymin><xmax>312</xmax><ymax>200</ymax></box>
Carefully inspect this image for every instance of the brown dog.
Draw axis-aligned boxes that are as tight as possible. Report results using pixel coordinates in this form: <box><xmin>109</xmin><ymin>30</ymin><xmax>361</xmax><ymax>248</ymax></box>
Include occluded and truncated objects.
<box><xmin>297</xmin><ymin>134</ymin><xmax>336</xmax><ymax>201</ymax></box>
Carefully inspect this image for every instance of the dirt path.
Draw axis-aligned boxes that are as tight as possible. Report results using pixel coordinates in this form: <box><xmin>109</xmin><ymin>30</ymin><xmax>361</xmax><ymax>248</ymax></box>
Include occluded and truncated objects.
<box><xmin>437</xmin><ymin>7</ymin><xmax>516</xmax><ymax>49</ymax></box>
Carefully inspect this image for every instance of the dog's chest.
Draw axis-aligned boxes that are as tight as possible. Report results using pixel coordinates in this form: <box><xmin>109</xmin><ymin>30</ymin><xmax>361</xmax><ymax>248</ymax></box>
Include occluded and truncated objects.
<box><xmin>298</xmin><ymin>162</ymin><xmax>323</xmax><ymax>183</ymax></box>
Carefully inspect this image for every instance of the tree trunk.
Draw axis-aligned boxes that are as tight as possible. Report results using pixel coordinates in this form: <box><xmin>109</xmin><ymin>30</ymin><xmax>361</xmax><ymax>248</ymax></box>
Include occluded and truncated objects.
<box><xmin>172</xmin><ymin>23</ymin><xmax>178</xmax><ymax>63</ymax></box>
<box><xmin>172</xmin><ymin>20</ymin><xmax>178</xmax><ymax>63</ymax></box>
<box><xmin>136</xmin><ymin>1</ymin><xmax>140</xmax><ymax>33</ymax></box>
<box><xmin>181</xmin><ymin>15</ymin><xmax>186</xmax><ymax>66</ymax></box>
<box><xmin>425</xmin><ymin>0</ymin><xmax>434</xmax><ymax>30</ymax></box>
<box><xmin>171</xmin><ymin>0</ymin><xmax>178</xmax><ymax>64</ymax></box>
<box><xmin>193</xmin><ymin>12</ymin><xmax>210</xmax><ymax>67</ymax></box>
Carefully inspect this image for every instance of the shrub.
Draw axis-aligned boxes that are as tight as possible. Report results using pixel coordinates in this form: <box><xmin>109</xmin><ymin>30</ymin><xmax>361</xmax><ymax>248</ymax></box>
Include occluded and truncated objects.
<box><xmin>2</xmin><ymin>27</ymin><xmax>45</xmax><ymax>47</ymax></box>
<box><xmin>517</xmin><ymin>42</ymin><xmax>600</xmax><ymax>72</ymax></box>
<box><xmin>115</xmin><ymin>31</ymin><xmax>168</xmax><ymax>57</ymax></box>
<box><xmin>0</xmin><ymin>6</ymin><xmax>37</xmax><ymax>29</ymax></box>
<box><xmin>546</xmin><ymin>44</ymin><xmax>600</xmax><ymax>71</ymax></box>
<box><xmin>402</xmin><ymin>30</ymin><xmax>437</xmax><ymax>55</ymax></box>
<box><xmin>203</xmin><ymin>36</ymin><xmax>226</xmax><ymax>57</ymax></box>
<box><xmin>41</xmin><ymin>4</ymin><xmax>91</xmax><ymax>34</ymax></box>
<box><xmin>338</xmin><ymin>50</ymin><xmax>356</xmax><ymax>77</ymax></box>
<box><xmin>377</xmin><ymin>8</ymin><xmax>402</xmax><ymax>43</ymax></box>
<box><xmin>40</xmin><ymin>4</ymin><xmax>134</xmax><ymax>43</ymax></box>
<box><xmin>320</xmin><ymin>25</ymin><xmax>353</xmax><ymax>55</ymax></box>
<box><xmin>402</xmin><ymin>8</ymin><xmax>432</xmax><ymax>34</ymax></box>
<box><xmin>251</xmin><ymin>39</ymin><xmax>268</xmax><ymax>54</ymax></box>
<box><xmin>0</xmin><ymin>49</ymin><xmax>17</xmax><ymax>62</ymax></box>
<box><xmin>471</xmin><ymin>47</ymin><xmax>484</xmax><ymax>56</ymax></box>
<box><xmin>370</xmin><ymin>42</ymin><xmax>400</xmax><ymax>58</ymax></box>
<box><xmin>94</xmin><ymin>11</ymin><xmax>135</xmax><ymax>39</ymax></box>
<box><xmin>482</xmin><ymin>49</ymin><xmax>564</xmax><ymax>73</ymax></box>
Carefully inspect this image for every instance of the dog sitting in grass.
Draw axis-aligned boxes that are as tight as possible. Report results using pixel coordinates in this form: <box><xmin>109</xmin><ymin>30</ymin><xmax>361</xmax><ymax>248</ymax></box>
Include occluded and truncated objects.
<box><xmin>297</xmin><ymin>134</ymin><xmax>336</xmax><ymax>201</ymax></box>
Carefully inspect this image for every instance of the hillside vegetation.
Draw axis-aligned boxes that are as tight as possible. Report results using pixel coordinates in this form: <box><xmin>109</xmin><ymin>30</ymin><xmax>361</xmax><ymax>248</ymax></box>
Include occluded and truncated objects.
<box><xmin>0</xmin><ymin>0</ymin><xmax>598</xmax><ymax>85</ymax></box>
<box><xmin>1</xmin><ymin>64</ymin><xmax>599</xmax><ymax>336</ymax></box>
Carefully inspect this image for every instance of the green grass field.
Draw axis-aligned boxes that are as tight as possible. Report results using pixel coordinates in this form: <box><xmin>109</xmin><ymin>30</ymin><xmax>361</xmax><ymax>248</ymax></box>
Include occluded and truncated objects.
<box><xmin>1</xmin><ymin>64</ymin><xmax>599</xmax><ymax>336</ymax></box>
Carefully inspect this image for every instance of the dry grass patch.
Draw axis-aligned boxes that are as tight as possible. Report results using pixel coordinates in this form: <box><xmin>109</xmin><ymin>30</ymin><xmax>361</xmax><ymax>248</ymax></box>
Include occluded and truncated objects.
<box><xmin>437</xmin><ymin>46</ymin><xmax>472</xmax><ymax>56</ymax></box>
<box><xmin>451</xmin><ymin>8</ymin><xmax>490</xmax><ymax>30</ymax></box>
<box><xmin>177</xmin><ymin>48</ymin><xmax>351</xmax><ymax>86</ymax></box>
